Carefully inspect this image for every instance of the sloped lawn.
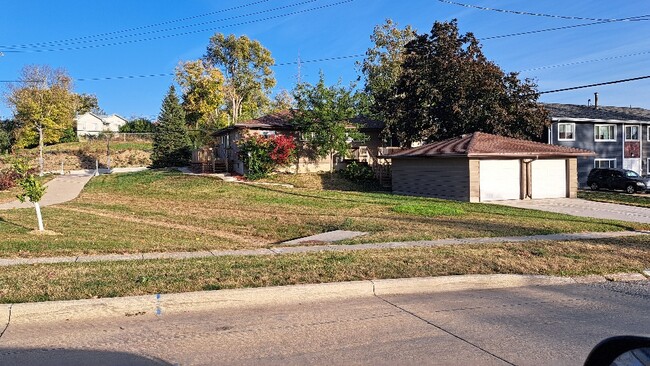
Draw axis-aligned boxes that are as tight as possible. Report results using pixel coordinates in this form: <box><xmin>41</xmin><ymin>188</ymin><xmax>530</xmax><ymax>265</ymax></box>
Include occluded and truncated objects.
<box><xmin>0</xmin><ymin>170</ymin><xmax>647</xmax><ymax>258</ymax></box>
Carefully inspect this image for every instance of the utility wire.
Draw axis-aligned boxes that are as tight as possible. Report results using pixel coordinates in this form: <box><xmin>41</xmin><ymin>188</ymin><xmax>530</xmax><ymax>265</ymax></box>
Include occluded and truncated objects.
<box><xmin>0</xmin><ymin>0</ymin><xmax>354</xmax><ymax>54</ymax></box>
<box><xmin>0</xmin><ymin>54</ymin><xmax>366</xmax><ymax>83</ymax></box>
<box><xmin>538</xmin><ymin>75</ymin><xmax>650</xmax><ymax>94</ymax></box>
<box><xmin>437</xmin><ymin>0</ymin><xmax>650</xmax><ymax>22</ymax></box>
<box><xmin>0</xmin><ymin>0</ymin><xmax>272</xmax><ymax>50</ymax></box>
<box><xmin>1</xmin><ymin>0</ymin><xmax>318</xmax><ymax>51</ymax></box>
<box><xmin>521</xmin><ymin>50</ymin><xmax>650</xmax><ymax>72</ymax></box>
<box><xmin>480</xmin><ymin>16</ymin><xmax>650</xmax><ymax>40</ymax></box>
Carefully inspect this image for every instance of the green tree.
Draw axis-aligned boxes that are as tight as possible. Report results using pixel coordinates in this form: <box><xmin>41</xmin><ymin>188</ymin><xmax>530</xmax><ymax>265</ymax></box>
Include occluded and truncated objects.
<box><xmin>175</xmin><ymin>60</ymin><xmax>227</xmax><ymax>129</ymax></box>
<box><xmin>0</xmin><ymin>119</ymin><xmax>13</xmax><ymax>153</ymax></box>
<box><xmin>119</xmin><ymin>118</ymin><xmax>154</xmax><ymax>133</ymax></box>
<box><xmin>74</xmin><ymin>93</ymin><xmax>103</xmax><ymax>115</ymax></box>
<box><xmin>378</xmin><ymin>20</ymin><xmax>548</xmax><ymax>146</ymax></box>
<box><xmin>204</xmin><ymin>34</ymin><xmax>276</xmax><ymax>124</ymax></box>
<box><xmin>292</xmin><ymin>73</ymin><xmax>366</xmax><ymax>173</ymax></box>
<box><xmin>5</xmin><ymin>65</ymin><xmax>77</xmax><ymax>174</ymax></box>
<box><xmin>13</xmin><ymin>159</ymin><xmax>46</xmax><ymax>231</ymax></box>
<box><xmin>269</xmin><ymin>89</ymin><xmax>295</xmax><ymax>113</ymax></box>
<box><xmin>151</xmin><ymin>86</ymin><xmax>191</xmax><ymax>168</ymax></box>
<box><xmin>360</xmin><ymin>19</ymin><xmax>416</xmax><ymax>123</ymax></box>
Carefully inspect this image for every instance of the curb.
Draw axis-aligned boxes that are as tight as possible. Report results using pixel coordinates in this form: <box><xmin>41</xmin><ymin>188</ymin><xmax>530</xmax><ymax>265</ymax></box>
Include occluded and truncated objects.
<box><xmin>1</xmin><ymin>274</ymin><xmax>599</xmax><ymax>325</ymax></box>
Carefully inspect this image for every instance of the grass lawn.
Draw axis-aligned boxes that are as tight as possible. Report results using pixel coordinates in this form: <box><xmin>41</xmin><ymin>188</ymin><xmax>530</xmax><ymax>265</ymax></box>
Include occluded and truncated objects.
<box><xmin>1</xmin><ymin>236</ymin><xmax>648</xmax><ymax>303</ymax></box>
<box><xmin>579</xmin><ymin>190</ymin><xmax>650</xmax><ymax>208</ymax></box>
<box><xmin>0</xmin><ymin>170</ymin><xmax>648</xmax><ymax>259</ymax></box>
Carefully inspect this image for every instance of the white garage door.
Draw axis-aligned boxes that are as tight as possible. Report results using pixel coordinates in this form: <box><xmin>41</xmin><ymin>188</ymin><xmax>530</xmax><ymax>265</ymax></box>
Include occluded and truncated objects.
<box><xmin>531</xmin><ymin>159</ymin><xmax>567</xmax><ymax>199</ymax></box>
<box><xmin>480</xmin><ymin>160</ymin><xmax>521</xmax><ymax>201</ymax></box>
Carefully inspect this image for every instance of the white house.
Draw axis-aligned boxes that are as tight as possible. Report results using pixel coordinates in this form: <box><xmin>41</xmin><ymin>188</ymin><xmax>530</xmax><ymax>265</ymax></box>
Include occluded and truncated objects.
<box><xmin>75</xmin><ymin>112</ymin><xmax>128</xmax><ymax>136</ymax></box>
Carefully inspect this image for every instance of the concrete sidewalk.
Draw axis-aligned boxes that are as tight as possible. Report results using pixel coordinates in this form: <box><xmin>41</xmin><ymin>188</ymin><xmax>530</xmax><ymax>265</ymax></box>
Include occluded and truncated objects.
<box><xmin>0</xmin><ymin>167</ymin><xmax>148</xmax><ymax>210</ymax></box>
<box><xmin>0</xmin><ymin>230</ymin><xmax>646</xmax><ymax>267</ymax></box>
<box><xmin>0</xmin><ymin>173</ymin><xmax>93</xmax><ymax>210</ymax></box>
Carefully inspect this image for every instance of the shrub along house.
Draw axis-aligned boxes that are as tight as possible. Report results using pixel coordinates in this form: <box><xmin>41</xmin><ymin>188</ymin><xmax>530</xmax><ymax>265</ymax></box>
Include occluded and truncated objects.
<box><xmin>545</xmin><ymin>97</ymin><xmax>650</xmax><ymax>186</ymax></box>
<box><xmin>212</xmin><ymin>110</ymin><xmax>395</xmax><ymax>175</ymax></box>
<box><xmin>388</xmin><ymin>132</ymin><xmax>594</xmax><ymax>202</ymax></box>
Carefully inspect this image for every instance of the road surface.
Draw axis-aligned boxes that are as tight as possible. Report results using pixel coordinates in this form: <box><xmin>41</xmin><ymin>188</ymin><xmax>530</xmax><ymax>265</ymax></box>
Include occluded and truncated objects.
<box><xmin>1</xmin><ymin>276</ymin><xmax>649</xmax><ymax>365</ymax></box>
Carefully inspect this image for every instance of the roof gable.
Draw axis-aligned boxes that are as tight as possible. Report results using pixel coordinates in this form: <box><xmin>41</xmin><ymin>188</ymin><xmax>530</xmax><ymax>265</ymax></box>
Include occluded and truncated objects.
<box><xmin>389</xmin><ymin>132</ymin><xmax>595</xmax><ymax>158</ymax></box>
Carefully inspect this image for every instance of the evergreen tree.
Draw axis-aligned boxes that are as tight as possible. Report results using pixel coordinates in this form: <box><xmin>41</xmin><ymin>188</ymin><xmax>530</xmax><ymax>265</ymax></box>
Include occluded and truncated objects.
<box><xmin>151</xmin><ymin>86</ymin><xmax>191</xmax><ymax>168</ymax></box>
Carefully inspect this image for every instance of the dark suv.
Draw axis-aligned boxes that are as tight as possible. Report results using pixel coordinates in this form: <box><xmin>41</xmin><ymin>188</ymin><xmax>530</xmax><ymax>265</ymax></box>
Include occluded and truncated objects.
<box><xmin>587</xmin><ymin>168</ymin><xmax>649</xmax><ymax>194</ymax></box>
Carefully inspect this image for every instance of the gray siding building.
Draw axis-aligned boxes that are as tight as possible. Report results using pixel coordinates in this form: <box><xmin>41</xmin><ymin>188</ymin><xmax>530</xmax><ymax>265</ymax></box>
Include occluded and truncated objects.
<box><xmin>545</xmin><ymin>103</ymin><xmax>650</xmax><ymax>187</ymax></box>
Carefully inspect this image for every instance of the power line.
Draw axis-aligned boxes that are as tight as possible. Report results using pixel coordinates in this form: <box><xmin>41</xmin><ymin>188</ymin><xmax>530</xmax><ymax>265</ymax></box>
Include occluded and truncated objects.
<box><xmin>521</xmin><ymin>50</ymin><xmax>650</xmax><ymax>72</ymax></box>
<box><xmin>0</xmin><ymin>0</ymin><xmax>355</xmax><ymax>54</ymax></box>
<box><xmin>0</xmin><ymin>0</ymin><xmax>272</xmax><ymax>50</ymax></box>
<box><xmin>437</xmin><ymin>0</ymin><xmax>650</xmax><ymax>22</ymax></box>
<box><xmin>0</xmin><ymin>54</ymin><xmax>366</xmax><ymax>83</ymax></box>
<box><xmin>538</xmin><ymin>75</ymin><xmax>650</xmax><ymax>94</ymax></box>
<box><xmin>480</xmin><ymin>17</ymin><xmax>650</xmax><ymax>40</ymax></box>
<box><xmin>1</xmin><ymin>0</ymin><xmax>318</xmax><ymax>51</ymax></box>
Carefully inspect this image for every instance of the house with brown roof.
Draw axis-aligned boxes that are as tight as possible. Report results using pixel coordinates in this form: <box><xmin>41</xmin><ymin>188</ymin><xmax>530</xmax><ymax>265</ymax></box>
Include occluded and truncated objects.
<box><xmin>389</xmin><ymin>132</ymin><xmax>594</xmax><ymax>202</ymax></box>
<box><xmin>212</xmin><ymin>111</ymin><xmax>394</xmax><ymax>175</ymax></box>
<box><xmin>545</xmin><ymin>101</ymin><xmax>650</xmax><ymax>185</ymax></box>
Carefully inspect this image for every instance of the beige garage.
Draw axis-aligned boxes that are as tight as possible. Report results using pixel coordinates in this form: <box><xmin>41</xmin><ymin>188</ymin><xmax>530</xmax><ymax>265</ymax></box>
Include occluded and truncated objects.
<box><xmin>389</xmin><ymin>132</ymin><xmax>594</xmax><ymax>202</ymax></box>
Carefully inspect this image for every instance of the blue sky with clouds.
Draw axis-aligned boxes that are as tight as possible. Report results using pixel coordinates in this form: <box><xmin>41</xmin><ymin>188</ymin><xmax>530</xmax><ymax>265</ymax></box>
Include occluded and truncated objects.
<box><xmin>1</xmin><ymin>0</ymin><xmax>649</xmax><ymax>120</ymax></box>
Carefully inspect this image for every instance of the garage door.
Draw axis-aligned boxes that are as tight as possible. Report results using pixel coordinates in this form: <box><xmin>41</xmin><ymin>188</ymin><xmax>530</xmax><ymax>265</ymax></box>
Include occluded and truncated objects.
<box><xmin>531</xmin><ymin>159</ymin><xmax>567</xmax><ymax>199</ymax></box>
<box><xmin>480</xmin><ymin>160</ymin><xmax>521</xmax><ymax>201</ymax></box>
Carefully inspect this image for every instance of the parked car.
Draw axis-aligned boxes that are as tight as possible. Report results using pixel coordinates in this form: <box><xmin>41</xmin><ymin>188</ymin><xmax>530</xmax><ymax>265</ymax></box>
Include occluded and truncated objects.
<box><xmin>587</xmin><ymin>168</ymin><xmax>649</xmax><ymax>194</ymax></box>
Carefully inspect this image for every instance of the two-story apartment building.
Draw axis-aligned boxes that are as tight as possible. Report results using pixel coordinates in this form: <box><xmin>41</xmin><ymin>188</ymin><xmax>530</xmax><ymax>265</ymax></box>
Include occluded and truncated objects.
<box><xmin>545</xmin><ymin>102</ymin><xmax>650</xmax><ymax>186</ymax></box>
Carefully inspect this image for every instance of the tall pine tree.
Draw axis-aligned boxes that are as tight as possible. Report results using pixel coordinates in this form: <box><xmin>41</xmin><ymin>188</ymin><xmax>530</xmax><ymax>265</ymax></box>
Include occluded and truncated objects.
<box><xmin>151</xmin><ymin>85</ymin><xmax>192</xmax><ymax>168</ymax></box>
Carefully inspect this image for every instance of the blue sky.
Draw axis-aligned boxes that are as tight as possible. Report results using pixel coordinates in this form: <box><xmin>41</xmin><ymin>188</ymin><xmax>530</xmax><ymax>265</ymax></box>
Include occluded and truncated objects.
<box><xmin>1</xmin><ymin>0</ymin><xmax>649</xmax><ymax>120</ymax></box>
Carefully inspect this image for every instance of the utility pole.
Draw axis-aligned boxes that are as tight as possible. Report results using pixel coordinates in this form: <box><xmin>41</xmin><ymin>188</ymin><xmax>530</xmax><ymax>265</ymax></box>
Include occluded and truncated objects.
<box><xmin>296</xmin><ymin>52</ymin><xmax>302</xmax><ymax>84</ymax></box>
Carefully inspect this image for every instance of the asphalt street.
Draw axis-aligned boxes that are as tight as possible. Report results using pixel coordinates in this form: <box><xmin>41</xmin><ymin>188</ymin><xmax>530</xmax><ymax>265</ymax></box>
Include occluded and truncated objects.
<box><xmin>1</xmin><ymin>276</ymin><xmax>648</xmax><ymax>365</ymax></box>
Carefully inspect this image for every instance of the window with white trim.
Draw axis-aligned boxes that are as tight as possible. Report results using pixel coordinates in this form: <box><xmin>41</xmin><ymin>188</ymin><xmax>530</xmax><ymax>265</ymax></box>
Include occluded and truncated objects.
<box><xmin>594</xmin><ymin>124</ymin><xmax>616</xmax><ymax>141</ymax></box>
<box><xmin>647</xmin><ymin>126</ymin><xmax>650</xmax><ymax>141</ymax></box>
<box><xmin>558</xmin><ymin>123</ymin><xmax>575</xmax><ymax>141</ymax></box>
<box><xmin>594</xmin><ymin>158</ymin><xmax>616</xmax><ymax>169</ymax></box>
<box><xmin>625</xmin><ymin>125</ymin><xmax>639</xmax><ymax>141</ymax></box>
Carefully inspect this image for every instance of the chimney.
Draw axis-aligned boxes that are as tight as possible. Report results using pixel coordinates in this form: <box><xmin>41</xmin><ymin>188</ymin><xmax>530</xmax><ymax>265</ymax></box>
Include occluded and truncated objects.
<box><xmin>594</xmin><ymin>92</ymin><xmax>599</xmax><ymax>109</ymax></box>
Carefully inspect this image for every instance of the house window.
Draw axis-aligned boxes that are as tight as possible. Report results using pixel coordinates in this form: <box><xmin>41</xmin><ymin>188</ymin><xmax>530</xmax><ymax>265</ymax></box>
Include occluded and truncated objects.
<box><xmin>594</xmin><ymin>124</ymin><xmax>616</xmax><ymax>141</ymax></box>
<box><xmin>594</xmin><ymin>158</ymin><xmax>616</xmax><ymax>169</ymax></box>
<box><xmin>558</xmin><ymin>123</ymin><xmax>575</xmax><ymax>141</ymax></box>
<box><xmin>261</xmin><ymin>131</ymin><xmax>276</xmax><ymax>137</ymax></box>
<box><xmin>625</xmin><ymin>125</ymin><xmax>639</xmax><ymax>141</ymax></box>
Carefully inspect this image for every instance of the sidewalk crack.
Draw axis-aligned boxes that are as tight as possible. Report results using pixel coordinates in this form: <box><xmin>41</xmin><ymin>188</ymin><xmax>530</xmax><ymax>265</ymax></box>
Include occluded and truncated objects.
<box><xmin>369</xmin><ymin>281</ymin><xmax>515</xmax><ymax>366</ymax></box>
<box><xmin>0</xmin><ymin>304</ymin><xmax>13</xmax><ymax>341</ymax></box>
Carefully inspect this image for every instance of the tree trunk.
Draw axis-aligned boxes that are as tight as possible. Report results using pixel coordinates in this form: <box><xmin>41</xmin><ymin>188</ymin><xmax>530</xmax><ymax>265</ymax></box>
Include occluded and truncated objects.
<box><xmin>34</xmin><ymin>202</ymin><xmax>44</xmax><ymax>231</ymax></box>
<box><xmin>38</xmin><ymin>126</ymin><xmax>44</xmax><ymax>176</ymax></box>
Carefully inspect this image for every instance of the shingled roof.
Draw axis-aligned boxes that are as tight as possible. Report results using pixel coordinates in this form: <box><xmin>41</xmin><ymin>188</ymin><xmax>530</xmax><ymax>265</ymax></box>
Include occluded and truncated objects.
<box><xmin>215</xmin><ymin>110</ymin><xmax>384</xmax><ymax>134</ymax></box>
<box><xmin>544</xmin><ymin>103</ymin><xmax>650</xmax><ymax>122</ymax></box>
<box><xmin>388</xmin><ymin>132</ymin><xmax>595</xmax><ymax>158</ymax></box>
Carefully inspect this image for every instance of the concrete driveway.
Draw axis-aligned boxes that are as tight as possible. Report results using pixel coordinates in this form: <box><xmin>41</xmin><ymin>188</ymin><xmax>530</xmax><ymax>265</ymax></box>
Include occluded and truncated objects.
<box><xmin>493</xmin><ymin>198</ymin><xmax>650</xmax><ymax>224</ymax></box>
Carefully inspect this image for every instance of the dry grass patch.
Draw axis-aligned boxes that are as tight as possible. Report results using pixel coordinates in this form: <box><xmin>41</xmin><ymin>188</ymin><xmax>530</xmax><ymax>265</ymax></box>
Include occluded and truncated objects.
<box><xmin>0</xmin><ymin>236</ymin><xmax>648</xmax><ymax>303</ymax></box>
<box><xmin>1</xmin><ymin>170</ymin><xmax>649</xmax><ymax>258</ymax></box>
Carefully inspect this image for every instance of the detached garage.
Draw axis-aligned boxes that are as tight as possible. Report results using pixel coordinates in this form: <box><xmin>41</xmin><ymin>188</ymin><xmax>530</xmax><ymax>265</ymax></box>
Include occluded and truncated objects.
<box><xmin>389</xmin><ymin>132</ymin><xmax>594</xmax><ymax>202</ymax></box>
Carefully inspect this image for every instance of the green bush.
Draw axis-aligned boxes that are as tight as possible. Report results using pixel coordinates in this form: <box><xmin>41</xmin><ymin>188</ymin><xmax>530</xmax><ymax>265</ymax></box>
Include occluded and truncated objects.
<box><xmin>59</xmin><ymin>127</ymin><xmax>79</xmax><ymax>143</ymax></box>
<box><xmin>341</xmin><ymin>161</ymin><xmax>375</xmax><ymax>182</ymax></box>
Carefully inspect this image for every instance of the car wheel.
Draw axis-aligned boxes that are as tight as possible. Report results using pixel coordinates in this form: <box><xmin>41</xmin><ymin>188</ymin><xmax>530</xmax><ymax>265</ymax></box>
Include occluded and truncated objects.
<box><xmin>626</xmin><ymin>185</ymin><xmax>636</xmax><ymax>194</ymax></box>
<box><xmin>590</xmin><ymin>182</ymin><xmax>599</xmax><ymax>191</ymax></box>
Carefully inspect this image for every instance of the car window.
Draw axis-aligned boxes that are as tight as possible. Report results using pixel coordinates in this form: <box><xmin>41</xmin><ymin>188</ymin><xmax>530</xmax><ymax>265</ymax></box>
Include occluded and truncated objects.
<box><xmin>625</xmin><ymin>170</ymin><xmax>640</xmax><ymax>178</ymax></box>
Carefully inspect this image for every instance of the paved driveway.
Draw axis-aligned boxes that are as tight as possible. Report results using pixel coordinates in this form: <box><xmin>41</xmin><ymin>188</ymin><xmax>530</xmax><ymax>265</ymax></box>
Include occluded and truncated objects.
<box><xmin>493</xmin><ymin>198</ymin><xmax>650</xmax><ymax>224</ymax></box>
<box><xmin>0</xmin><ymin>173</ymin><xmax>93</xmax><ymax>210</ymax></box>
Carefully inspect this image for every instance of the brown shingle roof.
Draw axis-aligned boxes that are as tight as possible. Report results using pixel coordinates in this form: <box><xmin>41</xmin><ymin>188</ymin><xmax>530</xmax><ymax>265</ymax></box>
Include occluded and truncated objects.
<box><xmin>388</xmin><ymin>132</ymin><xmax>595</xmax><ymax>158</ymax></box>
<box><xmin>235</xmin><ymin>110</ymin><xmax>294</xmax><ymax>129</ymax></box>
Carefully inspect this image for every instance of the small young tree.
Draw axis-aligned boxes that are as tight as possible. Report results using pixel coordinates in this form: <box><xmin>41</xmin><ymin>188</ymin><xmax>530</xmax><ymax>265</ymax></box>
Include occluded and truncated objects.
<box><xmin>13</xmin><ymin>159</ymin><xmax>46</xmax><ymax>231</ymax></box>
<box><xmin>292</xmin><ymin>73</ymin><xmax>366</xmax><ymax>173</ymax></box>
<box><xmin>151</xmin><ymin>86</ymin><xmax>192</xmax><ymax>168</ymax></box>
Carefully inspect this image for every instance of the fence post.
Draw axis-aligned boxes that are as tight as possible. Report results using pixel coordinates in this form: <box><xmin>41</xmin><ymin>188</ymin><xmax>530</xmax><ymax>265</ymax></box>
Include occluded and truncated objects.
<box><xmin>95</xmin><ymin>160</ymin><xmax>99</xmax><ymax>176</ymax></box>
<box><xmin>60</xmin><ymin>159</ymin><xmax>64</xmax><ymax>175</ymax></box>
